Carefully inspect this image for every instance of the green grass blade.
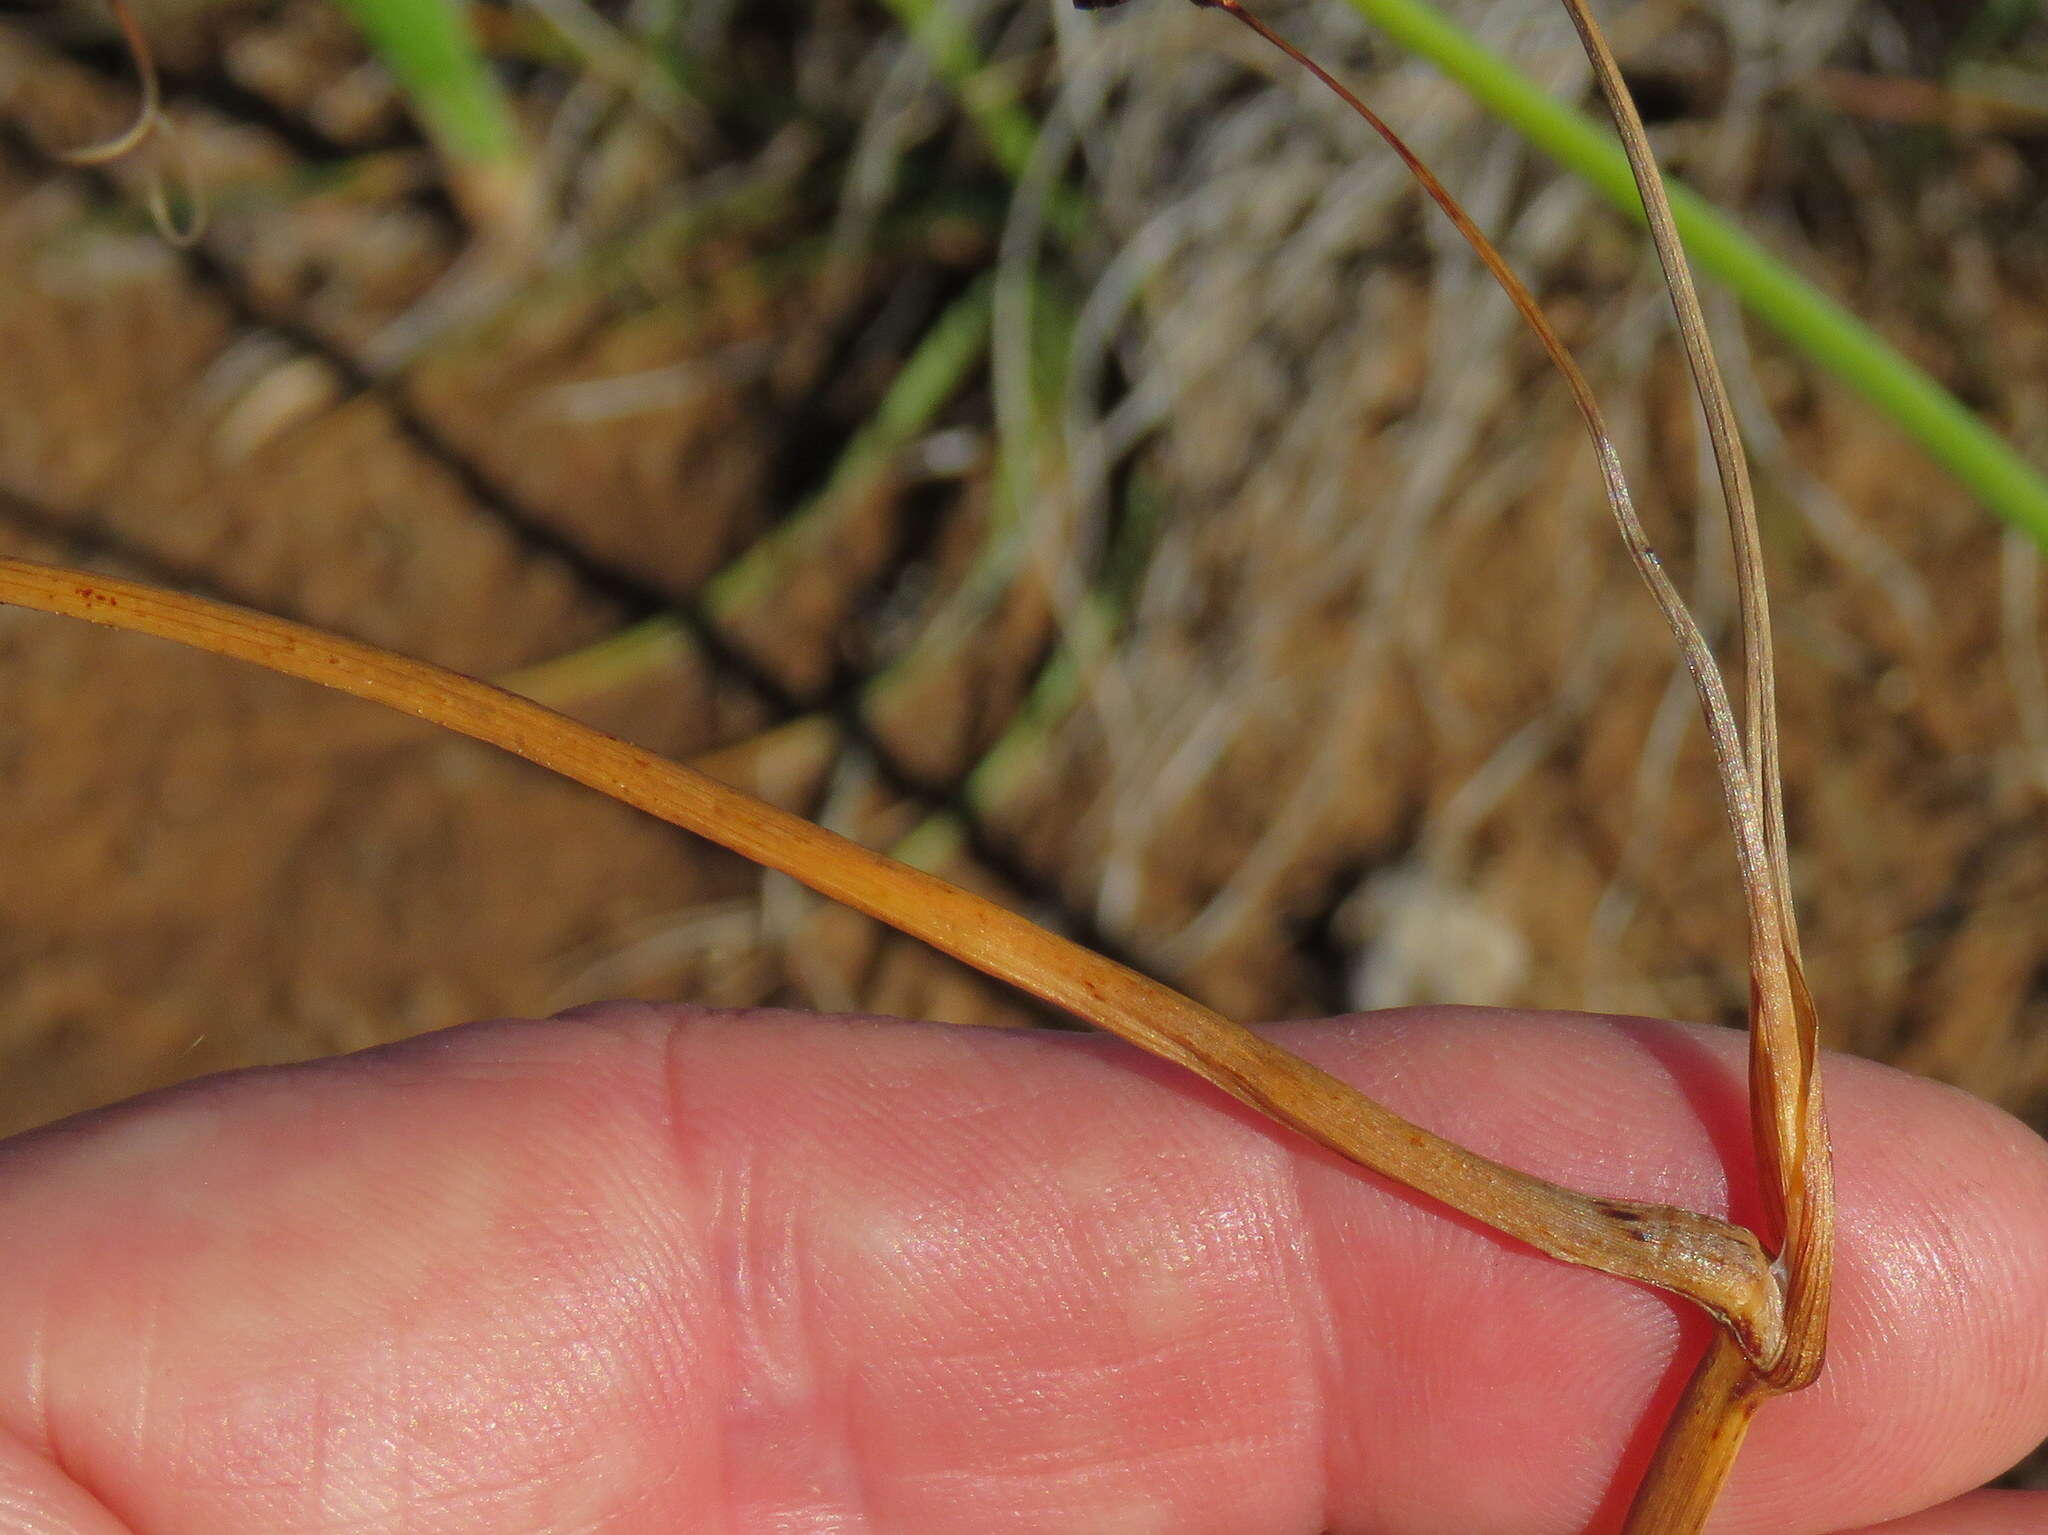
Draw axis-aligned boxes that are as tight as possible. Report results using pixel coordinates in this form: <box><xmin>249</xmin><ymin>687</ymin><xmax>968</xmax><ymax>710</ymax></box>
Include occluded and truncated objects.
<box><xmin>1345</xmin><ymin>0</ymin><xmax>2048</xmax><ymax>547</ymax></box>
<box><xmin>334</xmin><ymin>0</ymin><xmax>522</xmax><ymax>167</ymax></box>
<box><xmin>502</xmin><ymin>280</ymin><xmax>996</xmax><ymax>703</ymax></box>
<box><xmin>878</xmin><ymin>0</ymin><xmax>1088</xmax><ymax>238</ymax></box>
<box><xmin>706</xmin><ymin>277</ymin><xmax>996</xmax><ymax>613</ymax></box>
<box><xmin>876</xmin><ymin>0</ymin><xmax>1040</xmax><ymax>178</ymax></box>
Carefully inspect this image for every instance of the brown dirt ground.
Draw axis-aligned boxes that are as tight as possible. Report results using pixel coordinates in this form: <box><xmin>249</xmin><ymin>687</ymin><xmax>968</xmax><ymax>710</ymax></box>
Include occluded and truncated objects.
<box><xmin>0</xmin><ymin>0</ymin><xmax>2044</xmax><ymax>1483</ymax></box>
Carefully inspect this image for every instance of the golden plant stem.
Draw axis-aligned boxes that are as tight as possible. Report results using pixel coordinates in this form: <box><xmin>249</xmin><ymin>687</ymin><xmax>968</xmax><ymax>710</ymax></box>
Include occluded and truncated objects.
<box><xmin>1619</xmin><ymin>1328</ymin><xmax>1767</xmax><ymax>1534</ymax></box>
<box><xmin>0</xmin><ymin>555</ymin><xmax>1786</xmax><ymax>1354</ymax></box>
<box><xmin>1548</xmin><ymin>0</ymin><xmax>1833</xmax><ymax>1398</ymax></box>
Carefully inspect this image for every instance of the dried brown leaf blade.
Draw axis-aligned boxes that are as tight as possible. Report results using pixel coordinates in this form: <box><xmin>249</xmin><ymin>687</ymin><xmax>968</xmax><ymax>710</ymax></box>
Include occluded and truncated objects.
<box><xmin>1550</xmin><ymin>0</ymin><xmax>1832</xmax><ymax>1393</ymax></box>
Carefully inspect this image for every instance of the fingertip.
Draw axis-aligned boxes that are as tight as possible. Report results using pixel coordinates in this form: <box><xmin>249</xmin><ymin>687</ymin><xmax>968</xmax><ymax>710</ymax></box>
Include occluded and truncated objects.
<box><xmin>1724</xmin><ymin>1053</ymin><xmax>2048</xmax><ymax>1529</ymax></box>
<box><xmin>1842</xmin><ymin>1488</ymin><xmax>2048</xmax><ymax>1534</ymax></box>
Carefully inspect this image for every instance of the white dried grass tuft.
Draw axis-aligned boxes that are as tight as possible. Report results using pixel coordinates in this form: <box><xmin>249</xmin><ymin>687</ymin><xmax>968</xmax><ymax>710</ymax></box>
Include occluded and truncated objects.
<box><xmin>1023</xmin><ymin>0</ymin><xmax>1898</xmax><ymax>1015</ymax></box>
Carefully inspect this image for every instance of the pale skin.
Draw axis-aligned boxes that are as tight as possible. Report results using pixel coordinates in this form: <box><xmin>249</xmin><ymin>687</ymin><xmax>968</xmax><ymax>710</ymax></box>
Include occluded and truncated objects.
<box><xmin>0</xmin><ymin>1002</ymin><xmax>2044</xmax><ymax>1534</ymax></box>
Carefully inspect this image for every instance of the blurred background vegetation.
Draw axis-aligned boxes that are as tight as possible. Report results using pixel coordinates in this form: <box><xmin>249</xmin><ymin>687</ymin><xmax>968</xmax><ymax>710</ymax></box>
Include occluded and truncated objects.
<box><xmin>0</xmin><ymin>0</ymin><xmax>2045</xmax><ymax>1157</ymax></box>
